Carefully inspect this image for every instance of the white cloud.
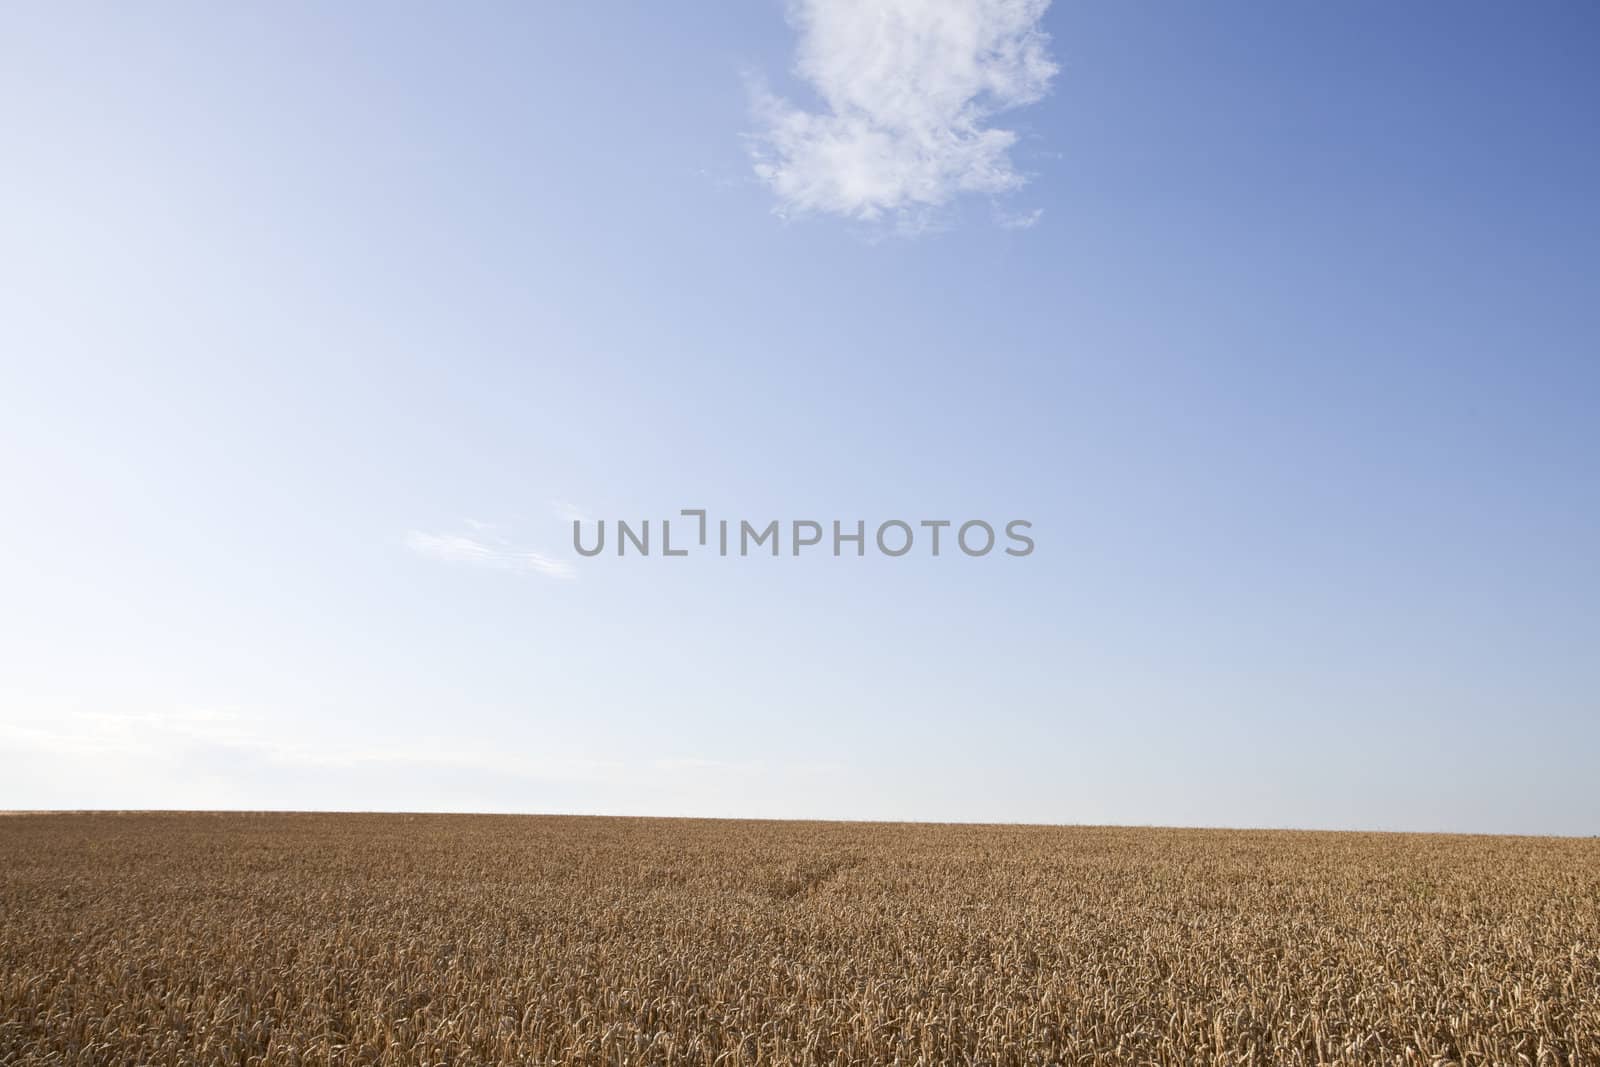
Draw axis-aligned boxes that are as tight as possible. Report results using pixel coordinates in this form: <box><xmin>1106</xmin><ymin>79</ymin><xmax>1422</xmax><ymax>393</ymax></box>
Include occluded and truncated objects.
<box><xmin>406</xmin><ymin>527</ymin><xmax>573</xmax><ymax>580</ymax></box>
<box><xmin>995</xmin><ymin>205</ymin><xmax>1044</xmax><ymax>230</ymax></box>
<box><xmin>0</xmin><ymin>710</ymin><xmax>626</xmax><ymax>784</ymax></box>
<box><xmin>751</xmin><ymin>0</ymin><xmax>1057</xmax><ymax>226</ymax></box>
<box><xmin>550</xmin><ymin>499</ymin><xmax>591</xmax><ymax>524</ymax></box>
<box><xmin>0</xmin><ymin>709</ymin><xmax>852</xmax><ymax>814</ymax></box>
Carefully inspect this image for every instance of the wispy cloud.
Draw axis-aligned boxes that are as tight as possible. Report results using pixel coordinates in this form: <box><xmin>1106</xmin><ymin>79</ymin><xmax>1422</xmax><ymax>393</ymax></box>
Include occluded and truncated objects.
<box><xmin>550</xmin><ymin>499</ymin><xmax>591</xmax><ymax>524</ymax></box>
<box><xmin>0</xmin><ymin>710</ymin><xmax>847</xmax><ymax>796</ymax></box>
<box><xmin>995</xmin><ymin>205</ymin><xmax>1044</xmax><ymax>230</ymax></box>
<box><xmin>0</xmin><ymin>710</ymin><xmax>623</xmax><ymax>783</ymax></box>
<box><xmin>750</xmin><ymin>0</ymin><xmax>1057</xmax><ymax>227</ymax></box>
<box><xmin>406</xmin><ymin>526</ymin><xmax>573</xmax><ymax>580</ymax></box>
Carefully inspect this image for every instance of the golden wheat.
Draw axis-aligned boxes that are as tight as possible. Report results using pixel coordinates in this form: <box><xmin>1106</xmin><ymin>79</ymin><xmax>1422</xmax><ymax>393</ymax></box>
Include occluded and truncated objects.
<box><xmin>1</xmin><ymin>813</ymin><xmax>1596</xmax><ymax>1065</ymax></box>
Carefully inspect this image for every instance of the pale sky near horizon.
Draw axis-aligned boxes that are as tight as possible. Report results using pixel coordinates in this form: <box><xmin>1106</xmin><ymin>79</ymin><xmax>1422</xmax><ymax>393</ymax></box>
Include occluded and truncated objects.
<box><xmin>2</xmin><ymin>1</ymin><xmax>1597</xmax><ymax>834</ymax></box>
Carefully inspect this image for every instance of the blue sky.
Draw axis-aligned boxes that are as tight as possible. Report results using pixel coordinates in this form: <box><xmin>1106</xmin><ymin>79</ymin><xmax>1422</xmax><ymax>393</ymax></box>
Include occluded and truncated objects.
<box><xmin>1</xmin><ymin>1</ymin><xmax>1596</xmax><ymax>834</ymax></box>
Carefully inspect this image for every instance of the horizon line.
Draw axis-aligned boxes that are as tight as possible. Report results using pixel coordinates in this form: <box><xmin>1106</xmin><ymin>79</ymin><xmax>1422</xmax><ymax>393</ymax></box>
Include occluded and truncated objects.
<box><xmin>2</xmin><ymin>808</ymin><xmax>1591</xmax><ymax>841</ymax></box>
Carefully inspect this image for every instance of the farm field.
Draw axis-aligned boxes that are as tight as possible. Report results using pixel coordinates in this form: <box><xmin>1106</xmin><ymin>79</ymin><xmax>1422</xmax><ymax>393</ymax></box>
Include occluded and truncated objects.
<box><xmin>1</xmin><ymin>812</ymin><xmax>1597</xmax><ymax>1066</ymax></box>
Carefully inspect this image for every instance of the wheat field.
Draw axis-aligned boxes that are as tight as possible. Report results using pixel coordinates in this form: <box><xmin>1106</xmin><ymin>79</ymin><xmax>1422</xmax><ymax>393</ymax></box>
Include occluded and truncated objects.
<box><xmin>1</xmin><ymin>813</ymin><xmax>1596</xmax><ymax>1066</ymax></box>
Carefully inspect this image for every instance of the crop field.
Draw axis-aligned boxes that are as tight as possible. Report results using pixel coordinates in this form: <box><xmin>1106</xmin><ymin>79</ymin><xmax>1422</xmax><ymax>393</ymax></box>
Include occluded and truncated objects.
<box><xmin>1</xmin><ymin>813</ymin><xmax>1597</xmax><ymax>1066</ymax></box>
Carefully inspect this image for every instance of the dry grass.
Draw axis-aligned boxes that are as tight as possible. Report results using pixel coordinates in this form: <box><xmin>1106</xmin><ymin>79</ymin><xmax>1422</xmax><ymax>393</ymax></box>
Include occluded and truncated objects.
<box><xmin>1</xmin><ymin>813</ymin><xmax>1597</xmax><ymax>1066</ymax></box>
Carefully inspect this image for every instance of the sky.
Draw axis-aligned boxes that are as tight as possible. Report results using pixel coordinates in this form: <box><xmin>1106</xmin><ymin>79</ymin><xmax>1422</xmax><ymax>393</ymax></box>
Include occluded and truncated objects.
<box><xmin>1</xmin><ymin>1</ymin><xmax>1596</xmax><ymax>835</ymax></box>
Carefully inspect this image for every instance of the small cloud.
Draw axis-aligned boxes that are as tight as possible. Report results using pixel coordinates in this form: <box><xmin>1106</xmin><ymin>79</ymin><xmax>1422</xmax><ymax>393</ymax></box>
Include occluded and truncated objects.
<box><xmin>551</xmin><ymin>499</ymin><xmax>591</xmax><ymax>524</ymax></box>
<box><xmin>995</xmin><ymin>206</ymin><xmax>1044</xmax><ymax>230</ymax></box>
<box><xmin>749</xmin><ymin>0</ymin><xmax>1058</xmax><ymax>230</ymax></box>
<box><xmin>406</xmin><ymin>526</ymin><xmax>573</xmax><ymax>580</ymax></box>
